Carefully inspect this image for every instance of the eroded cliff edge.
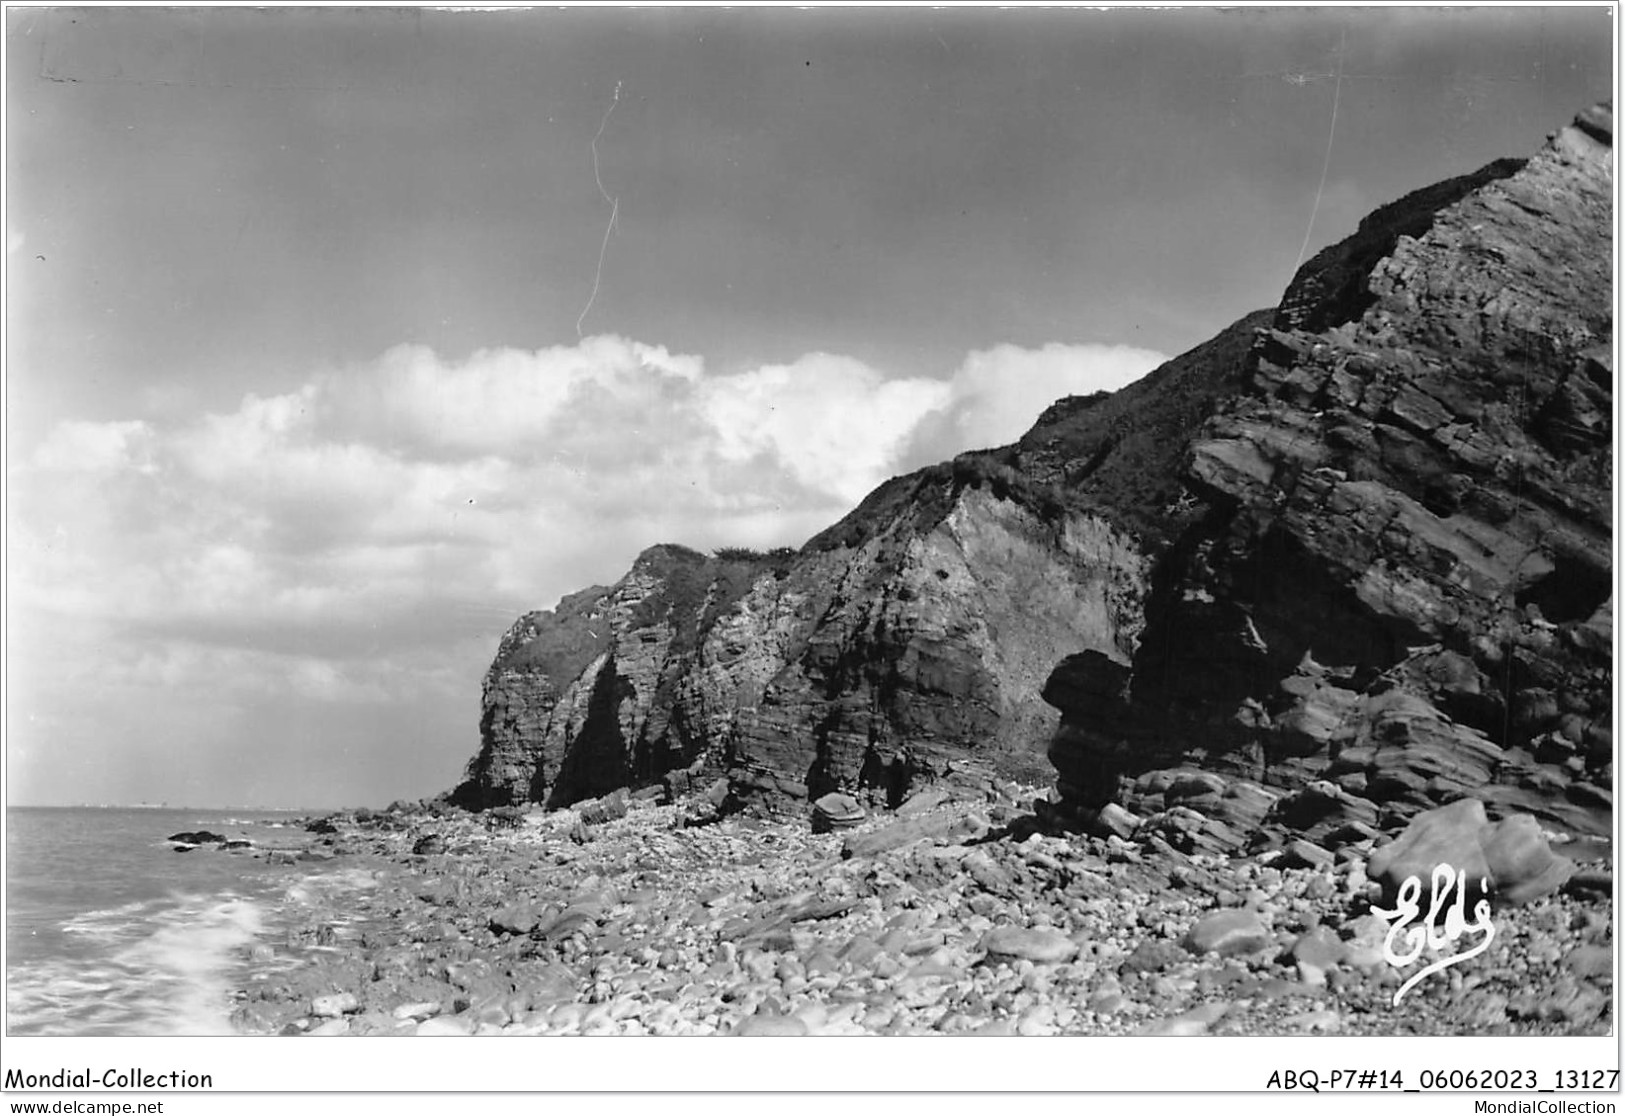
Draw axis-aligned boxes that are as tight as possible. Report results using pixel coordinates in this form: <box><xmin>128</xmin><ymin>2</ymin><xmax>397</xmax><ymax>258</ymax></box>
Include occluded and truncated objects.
<box><xmin>454</xmin><ymin>105</ymin><xmax>1612</xmax><ymax>844</ymax></box>
<box><xmin>1046</xmin><ymin>102</ymin><xmax>1612</xmax><ymax>841</ymax></box>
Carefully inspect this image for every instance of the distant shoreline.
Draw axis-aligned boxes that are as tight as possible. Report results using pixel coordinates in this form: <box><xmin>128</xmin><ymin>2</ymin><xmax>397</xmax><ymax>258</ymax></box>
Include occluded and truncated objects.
<box><xmin>7</xmin><ymin>803</ymin><xmax>330</xmax><ymax>813</ymax></box>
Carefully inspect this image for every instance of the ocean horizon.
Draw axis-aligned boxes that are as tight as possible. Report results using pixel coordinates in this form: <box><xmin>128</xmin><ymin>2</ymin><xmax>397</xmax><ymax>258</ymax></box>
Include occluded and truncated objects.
<box><xmin>11</xmin><ymin>802</ymin><xmax>337</xmax><ymax>812</ymax></box>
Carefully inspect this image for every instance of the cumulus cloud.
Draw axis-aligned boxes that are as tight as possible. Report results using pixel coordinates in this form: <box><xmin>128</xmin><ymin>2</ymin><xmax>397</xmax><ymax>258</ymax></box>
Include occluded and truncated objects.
<box><xmin>7</xmin><ymin>331</ymin><xmax>1167</xmax><ymax>805</ymax></box>
<box><xmin>901</xmin><ymin>341</ymin><xmax>1169</xmax><ymax>467</ymax></box>
<box><xmin>700</xmin><ymin>353</ymin><xmax>951</xmax><ymax>505</ymax></box>
<box><xmin>318</xmin><ymin>337</ymin><xmax>705</xmax><ymax>460</ymax></box>
<box><xmin>31</xmin><ymin>418</ymin><xmax>156</xmax><ymax>472</ymax></box>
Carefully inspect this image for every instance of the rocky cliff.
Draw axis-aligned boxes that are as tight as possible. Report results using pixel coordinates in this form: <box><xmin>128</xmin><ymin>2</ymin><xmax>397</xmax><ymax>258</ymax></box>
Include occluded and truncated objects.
<box><xmin>454</xmin><ymin>105</ymin><xmax>1612</xmax><ymax>847</ymax></box>
<box><xmin>459</xmin><ymin>478</ymin><xmax>1153</xmax><ymax>811</ymax></box>
<box><xmin>1045</xmin><ymin>102</ymin><xmax>1613</xmax><ymax>843</ymax></box>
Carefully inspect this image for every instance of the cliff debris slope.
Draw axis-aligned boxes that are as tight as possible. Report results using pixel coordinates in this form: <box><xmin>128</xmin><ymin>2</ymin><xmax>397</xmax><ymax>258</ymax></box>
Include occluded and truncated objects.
<box><xmin>454</xmin><ymin>105</ymin><xmax>1612</xmax><ymax>870</ymax></box>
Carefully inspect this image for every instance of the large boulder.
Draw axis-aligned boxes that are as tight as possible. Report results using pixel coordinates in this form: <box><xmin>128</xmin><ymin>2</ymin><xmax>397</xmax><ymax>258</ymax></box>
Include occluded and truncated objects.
<box><xmin>1184</xmin><ymin>909</ymin><xmax>1272</xmax><ymax>958</ymax></box>
<box><xmin>1367</xmin><ymin>797</ymin><xmax>1576</xmax><ymax>906</ymax></box>
<box><xmin>810</xmin><ymin>792</ymin><xmax>865</xmax><ymax>833</ymax></box>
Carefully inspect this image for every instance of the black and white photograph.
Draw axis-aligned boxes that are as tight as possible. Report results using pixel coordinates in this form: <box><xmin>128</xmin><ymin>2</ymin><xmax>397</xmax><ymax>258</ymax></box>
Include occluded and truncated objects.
<box><xmin>2</xmin><ymin>1</ymin><xmax>1617</xmax><ymax>1104</ymax></box>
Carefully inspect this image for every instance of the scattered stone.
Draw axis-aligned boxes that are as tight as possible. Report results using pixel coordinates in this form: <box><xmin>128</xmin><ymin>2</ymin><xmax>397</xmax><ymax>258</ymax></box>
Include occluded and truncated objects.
<box><xmin>1339</xmin><ymin>914</ymin><xmax>1393</xmax><ymax>971</ymax></box>
<box><xmin>1287</xmin><ymin>925</ymin><xmax>1348</xmax><ymax>987</ymax></box>
<box><xmin>578</xmin><ymin>789</ymin><xmax>630</xmax><ymax>826</ymax></box>
<box><xmin>1281</xmin><ymin>1008</ymin><xmax>1341</xmax><ymax>1034</ymax></box>
<box><xmin>1017</xmin><ymin>1003</ymin><xmax>1058</xmax><ymax>1035</ymax></box>
<box><xmin>489</xmin><ymin>904</ymin><xmax>542</xmax><ymax>936</ymax></box>
<box><xmin>1564</xmin><ymin>868</ymin><xmax>1612</xmax><ymax>898</ymax></box>
<box><xmin>311</xmin><ymin>993</ymin><xmax>359</xmax><ymax>1018</ymax></box>
<box><xmin>971</xmin><ymin>1017</ymin><xmax>1019</xmax><ymax>1036</ymax></box>
<box><xmin>732</xmin><ymin>1013</ymin><xmax>809</xmax><ymax>1037</ymax></box>
<box><xmin>1166</xmin><ymin>771</ymin><xmax>1228</xmax><ymax>802</ymax></box>
<box><xmin>1120</xmin><ymin>939</ymin><xmax>1186</xmax><ymax>975</ymax></box>
<box><xmin>811</xmin><ymin>793</ymin><xmax>866</xmax><ymax>833</ymax></box>
<box><xmin>1184</xmin><ymin>910</ymin><xmax>1271</xmax><ymax>958</ymax></box>
<box><xmin>1568</xmin><ymin>946</ymin><xmax>1613</xmax><ymax>980</ymax></box>
<box><xmin>841</xmin><ymin>809</ymin><xmax>984</xmax><ymax>859</ymax></box>
<box><xmin>1139</xmin><ymin>1002</ymin><xmax>1228</xmax><ymax>1036</ymax></box>
<box><xmin>1281</xmin><ymin>839</ymin><xmax>1336</xmax><ymax>871</ymax></box>
<box><xmin>896</xmin><ymin>788</ymin><xmax>953</xmax><ymax>817</ymax></box>
<box><xmin>1094</xmin><ymin>802</ymin><xmax>1141</xmax><ymax>840</ymax></box>
<box><xmin>661</xmin><ymin>769</ymin><xmax>693</xmax><ymax>803</ymax></box>
<box><xmin>228</xmin><ymin>788</ymin><xmax>1612</xmax><ymax>1040</ymax></box>
<box><xmin>415</xmin><ymin>1016</ymin><xmax>474</xmax><ymax>1036</ymax></box>
<box><xmin>981</xmin><ymin>926</ymin><xmax>1079</xmax><ymax>964</ymax></box>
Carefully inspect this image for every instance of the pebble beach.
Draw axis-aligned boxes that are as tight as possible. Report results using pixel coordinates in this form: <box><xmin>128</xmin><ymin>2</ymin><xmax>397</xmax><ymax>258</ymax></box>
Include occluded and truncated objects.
<box><xmin>223</xmin><ymin>783</ymin><xmax>1613</xmax><ymax>1038</ymax></box>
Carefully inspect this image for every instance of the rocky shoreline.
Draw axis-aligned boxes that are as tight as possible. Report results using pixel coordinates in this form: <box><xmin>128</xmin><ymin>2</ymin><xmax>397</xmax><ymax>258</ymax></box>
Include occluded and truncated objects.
<box><xmin>278</xmin><ymin>103</ymin><xmax>1619</xmax><ymax>1042</ymax></box>
<box><xmin>221</xmin><ymin>778</ymin><xmax>1612</xmax><ymax>1037</ymax></box>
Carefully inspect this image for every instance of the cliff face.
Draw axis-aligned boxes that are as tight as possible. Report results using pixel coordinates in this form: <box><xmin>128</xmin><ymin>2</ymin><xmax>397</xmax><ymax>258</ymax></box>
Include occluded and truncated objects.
<box><xmin>455</xmin><ymin>105</ymin><xmax>1612</xmax><ymax>838</ymax></box>
<box><xmin>458</xmin><ymin>485</ymin><xmax>1152</xmax><ymax>810</ymax></box>
<box><xmin>1047</xmin><ymin>103</ymin><xmax>1613</xmax><ymax>839</ymax></box>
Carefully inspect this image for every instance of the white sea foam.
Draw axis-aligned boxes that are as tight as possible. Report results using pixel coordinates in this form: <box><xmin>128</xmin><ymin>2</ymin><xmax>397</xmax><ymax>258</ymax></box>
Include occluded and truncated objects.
<box><xmin>59</xmin><ymin>899</ymin><xmax>161</xmax><ymax>941</ymax></box>
<box><xmin>10</xmin><ymin>894</ymin><xmax>268</xmax><ymax>1036</ymax></box>
<box><xmin>114</xmin><ymin>895</ymin><xmax>266</xmax><ymax>1035</ymax></box>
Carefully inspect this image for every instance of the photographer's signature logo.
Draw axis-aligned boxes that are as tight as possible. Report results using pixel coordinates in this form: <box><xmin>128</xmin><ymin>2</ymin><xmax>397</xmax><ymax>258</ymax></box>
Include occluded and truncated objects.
<box><xmin>1370</xmin><ymin>862</ymin><xmax>1496</xmax><ymax>1006</ymax></box>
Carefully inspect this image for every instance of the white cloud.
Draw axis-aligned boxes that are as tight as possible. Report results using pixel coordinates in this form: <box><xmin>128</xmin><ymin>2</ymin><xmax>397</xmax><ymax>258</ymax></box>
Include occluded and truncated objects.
<box><xmin>7</xmin><ymin>332</ymin><xmax>1167</xmax><ymax>805</ymax></box>
<box><xmin>701</xmin><ymin>353</ymin><xmax>951</xmax><ymax>505</ymax></box>
<box><xmin>319</xmin><ymin>336</ymin><xmax>705</xmax><ymax>460</ymax></box>
<box><xmin>32</xmin><ymin>418</ymin><xmax>155</xmax><ymax>472</ymax></box>
<box><xmin>902</xmin><ymin>341</ymin><xmax>1169</xmax><ymax>467</ymax></box>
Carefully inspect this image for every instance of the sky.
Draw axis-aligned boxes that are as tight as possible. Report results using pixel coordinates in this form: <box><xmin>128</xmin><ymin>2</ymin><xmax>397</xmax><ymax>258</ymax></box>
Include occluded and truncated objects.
<box><xmin>4</xmin><ymin>4</ymin><xmax>1614</xmax><ymax>808</ymax></box>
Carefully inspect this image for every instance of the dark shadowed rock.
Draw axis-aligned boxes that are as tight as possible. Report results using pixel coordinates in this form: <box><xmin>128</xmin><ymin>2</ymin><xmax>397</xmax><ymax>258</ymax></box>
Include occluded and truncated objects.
<box><xmin>168</xmin><ymin>831</ymin><xmax>227</xmax><ymax>845</ymax></box>
<box><xmin>1281</xmin><ymin>839</ymin><xmax>1336</xmax><ymax>871</ymax></box>
<box><xmin>577</xmin><ymin>788</ymin><xmax>630</xmax><ymax>826</ymax></box>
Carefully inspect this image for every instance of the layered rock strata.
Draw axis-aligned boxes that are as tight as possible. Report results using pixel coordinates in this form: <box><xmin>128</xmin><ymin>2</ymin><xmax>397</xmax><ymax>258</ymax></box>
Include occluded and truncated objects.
<box><xmin>456</xmin><ymin>106</ymin><xmax>1611</xmax><ymax>852</ymax></box>
<box><xmin>1044</xmin><ymin>103</ymin><xmax>1612</xmax><ymax>841</ymax></box>
<box><xmin>459</xmin><ymin>493</ymin><xmax>1149</xmax><ymax>811</ymax></box>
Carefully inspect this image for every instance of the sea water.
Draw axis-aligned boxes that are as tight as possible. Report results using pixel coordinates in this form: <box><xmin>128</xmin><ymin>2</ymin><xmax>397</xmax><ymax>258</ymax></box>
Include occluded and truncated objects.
<box><xmin>5</xmin><ymin>806</ymin><xmax>315</xmax><ymax>1036</ymax></box>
